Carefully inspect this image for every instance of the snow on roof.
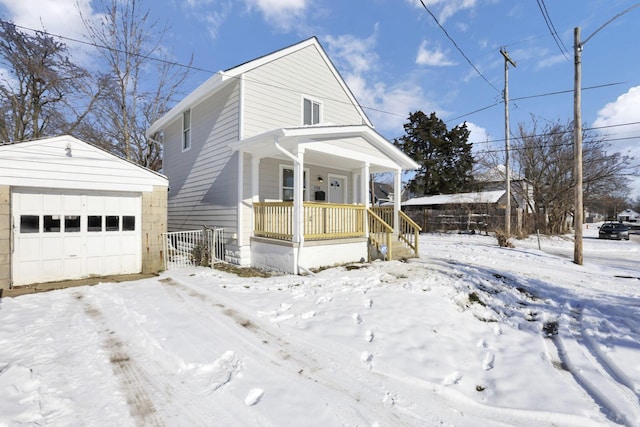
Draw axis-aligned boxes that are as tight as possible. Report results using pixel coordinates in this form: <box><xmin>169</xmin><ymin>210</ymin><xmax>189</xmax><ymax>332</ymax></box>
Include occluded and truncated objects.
<box><xmin>402</xmin><ymin>190</ymin><xmax>506</xmax><ymax>206</ymax></box>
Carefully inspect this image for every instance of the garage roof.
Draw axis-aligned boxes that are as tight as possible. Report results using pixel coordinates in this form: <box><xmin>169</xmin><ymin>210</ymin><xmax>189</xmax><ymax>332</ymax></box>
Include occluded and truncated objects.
<box><xmin>0</xmin><ymin>135</ymin><xmax>167</xmax><ymax>192</ymax></box>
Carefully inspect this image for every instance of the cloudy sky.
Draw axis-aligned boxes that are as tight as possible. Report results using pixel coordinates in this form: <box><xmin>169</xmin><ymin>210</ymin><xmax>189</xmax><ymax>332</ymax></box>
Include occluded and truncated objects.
<box><xmin>1</xmin><ymin>0</ymin><xmax>639</xmax><ymax>195</ymax></box>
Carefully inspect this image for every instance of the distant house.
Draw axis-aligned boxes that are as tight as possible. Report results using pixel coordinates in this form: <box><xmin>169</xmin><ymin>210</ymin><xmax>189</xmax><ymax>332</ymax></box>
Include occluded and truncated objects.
<box><xmin>147</xmin><ymin>37</ymin><xmax>419</xmax><ymax>274</ymax></box>
<box><xmin>474</xmin><ymin>165</ymin><xmax>534</xmax><ymax>213</ymax></box>
<box><xmin>0</xmin><ymin>135</ymin><xmax>168</xmax><ymax>289</ymax></box>
<box><xmin>617</xmin><ymin>208</ymin><xmax>640</xmax><ymax>222</ymax></box>
<box><xmin>402</xmin><ymin>190</ymin><xmax>520</xmax><ymax>232</ymax></box>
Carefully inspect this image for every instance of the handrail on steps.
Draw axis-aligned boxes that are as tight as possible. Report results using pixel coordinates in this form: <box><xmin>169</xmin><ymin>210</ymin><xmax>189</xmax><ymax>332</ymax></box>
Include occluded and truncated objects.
<box><xmin>398</xmin><ymin>210</ymin><xmax>422</xmax><ymax>257</ymax></box>
<box><xmin>367</xmin><ymin>208</ymin><xmax>393</xmax><ymax>260</ymax></box>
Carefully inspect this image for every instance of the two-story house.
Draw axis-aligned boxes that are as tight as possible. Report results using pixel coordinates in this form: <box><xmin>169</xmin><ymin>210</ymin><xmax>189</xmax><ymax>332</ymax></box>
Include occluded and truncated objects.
<box><xmin>147</xmin><ymin>37</ymin><xmax>419</xmax><ymax>274</ymax></box>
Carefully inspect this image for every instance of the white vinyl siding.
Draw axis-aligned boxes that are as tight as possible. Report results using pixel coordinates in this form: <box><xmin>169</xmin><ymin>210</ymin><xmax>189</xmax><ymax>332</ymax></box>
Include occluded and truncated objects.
<box><xmin>242</xmin><ymin>44</ymin><xmax>364</xmax><ymax>137</ymax></box>
<box><xmin>163</xmin><ymin>80</ymin><xmax>241</xmax><ymax>235</ymax></box>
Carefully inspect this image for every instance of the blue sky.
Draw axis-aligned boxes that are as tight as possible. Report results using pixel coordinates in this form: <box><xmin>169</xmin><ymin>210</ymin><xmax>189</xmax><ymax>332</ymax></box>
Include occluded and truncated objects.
<box><xmin>2</xmin><ymin>0</ymin><xmax>639</xmax><ymax>196</ymax></box>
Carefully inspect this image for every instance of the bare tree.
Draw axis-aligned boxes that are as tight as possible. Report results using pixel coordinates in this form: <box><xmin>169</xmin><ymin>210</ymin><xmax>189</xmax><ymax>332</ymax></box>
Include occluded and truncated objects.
<box><xmin>0</xmin><ymin>20</ymin><xmax>99</xmax><ymax>142</ymax></box>
<box><xmin>512</xmin><ymin>119</ymin><xmax>630</xmax><ymax>234</ymax></box>
<box><xmin>81</xmin><ymin>0</ymin><xmax>191</xmax><ymax>170</ymax></box>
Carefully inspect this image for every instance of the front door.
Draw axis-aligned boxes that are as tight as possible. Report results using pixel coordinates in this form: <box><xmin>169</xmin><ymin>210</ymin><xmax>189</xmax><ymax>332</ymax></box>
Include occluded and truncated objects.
<box><xmin>328</xmin><ymin>175</ymin><xmax>347</xmax><ymax>204</ymax></box>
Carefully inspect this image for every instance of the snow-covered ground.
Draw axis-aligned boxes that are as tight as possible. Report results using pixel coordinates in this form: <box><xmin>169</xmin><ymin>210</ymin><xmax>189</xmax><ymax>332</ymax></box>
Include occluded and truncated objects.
<box><xmin>1</xmin><ymin>224</ymin><xmax>639</xmax><ymax>426</ymax></box>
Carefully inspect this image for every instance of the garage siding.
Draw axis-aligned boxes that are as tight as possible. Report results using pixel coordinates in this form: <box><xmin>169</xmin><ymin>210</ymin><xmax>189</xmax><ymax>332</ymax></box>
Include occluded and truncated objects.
<box><xmin>142</xmin><ymin>186</ymin><xmax>168</xmax><ymax>274</ymax></box>
<box><xmin>0</xmin><ymin>185</ymin><xmax>9</xmax><ymax>289</ymax></box>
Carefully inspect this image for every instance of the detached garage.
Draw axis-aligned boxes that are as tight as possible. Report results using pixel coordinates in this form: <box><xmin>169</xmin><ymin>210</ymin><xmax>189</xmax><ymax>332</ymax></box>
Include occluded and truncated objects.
<box><xmin>0</xmin><ymin>135</ymin><xmax>168</xmax><ymax>289</ymax></box>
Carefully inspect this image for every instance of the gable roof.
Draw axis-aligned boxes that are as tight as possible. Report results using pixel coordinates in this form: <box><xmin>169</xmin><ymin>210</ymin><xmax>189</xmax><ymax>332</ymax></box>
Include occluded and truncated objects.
<box><xmin>0</xmin><ymin>135</ymin><xmax>167</xmax><ymax>192</ymax></box>
<box><xmin>147</xmin><ymin>37</ymin><xmax>372</xmax><ymax>137</ymax></box>
<box><xmin>403</xmin><ymin>190</ymin><xmax>507</xmax><ymax>206</ymax></box>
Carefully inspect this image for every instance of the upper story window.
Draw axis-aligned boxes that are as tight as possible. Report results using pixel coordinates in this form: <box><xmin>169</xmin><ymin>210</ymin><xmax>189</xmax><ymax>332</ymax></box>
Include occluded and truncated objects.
<box><xmin>303</xmin><ymin>98</ymin><xmax>321</xmax><ymax>125</ymax></box>
<box><xmin>182</xmin><ymin>110</ymin><xmax>191</xmax><ymax>151</ymax></box>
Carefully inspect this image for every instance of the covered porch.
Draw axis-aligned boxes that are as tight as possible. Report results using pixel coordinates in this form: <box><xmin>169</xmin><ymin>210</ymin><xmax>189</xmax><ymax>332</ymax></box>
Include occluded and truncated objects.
<box><xmin>230</xmin><ymin>125</ymin><xmax>420</xmax><ymax>274</ymax></box>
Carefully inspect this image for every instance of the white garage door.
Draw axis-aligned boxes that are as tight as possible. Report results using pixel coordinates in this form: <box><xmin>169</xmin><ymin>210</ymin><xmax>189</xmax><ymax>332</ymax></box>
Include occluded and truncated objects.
<box><xmin>11</xmin><ymin>189</ymin><xmax>142</xmax><ymax>286</ymax></box>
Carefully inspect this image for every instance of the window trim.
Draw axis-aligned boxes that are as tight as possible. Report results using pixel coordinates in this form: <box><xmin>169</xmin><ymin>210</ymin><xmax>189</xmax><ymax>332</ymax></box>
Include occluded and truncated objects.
<box><xmin>182</xmin><ymin>109</ymin><xmax>191</xmax><ymax>152</ymax></box>
<box><xmin>302</xmin><ymin>96</ymin><xmax>322</xmax><ymax>126</ymax></box>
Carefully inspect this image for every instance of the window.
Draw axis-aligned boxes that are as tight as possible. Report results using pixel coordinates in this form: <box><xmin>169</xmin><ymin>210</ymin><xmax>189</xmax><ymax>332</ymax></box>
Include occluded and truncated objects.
<box><xmin>282</xmin><ymin>168</ymin><xmax>294</xmax><ymax>201</ymax></box>
<box><xmin>303</xmin><ymin>98</ymin><xmax>321</xmax><ymax>125</ymax></box>
<box><xmin>20</xmin><ymin>215</ymin><xmax>39</xmax><ymax>233</ymax></box>
<box><xmin>88</xmin><ymin>216</ymin><xmax>103</xmax><ymax>232</ymax></box>
<box><xmin>44</xmin><ymin>215</ymin><xmax>61</xmax><ymax>232</ymax></box>
<box><xmin>280</xmin><ymin>166</ymin><xmax>308</xmax><ymax>201</ymax></box>
<box><xmin>64</xmin><ymin>215</ymin><xmax>81</xmax><ymax>232</ymax></box>
<box><xmin>123</xmin><ymin>216</ymin><xmax>135</xmax><ymax>231</ymax></box>
<box><xmin>106</xmin><ymin>215</ymin><xmax>120</xmax><ymax>232</ymax></box>
<box><xmin>182</xmin><ymin>110</ymin><xmax>191</xmax><ymax>151</ymax></box>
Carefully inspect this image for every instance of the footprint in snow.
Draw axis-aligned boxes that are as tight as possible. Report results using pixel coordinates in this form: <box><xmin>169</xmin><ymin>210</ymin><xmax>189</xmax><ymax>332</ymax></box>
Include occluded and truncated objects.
<box><xmin>244</xmin><ymin>388</ymin><xmax>264</xmax><ymax>406</ymax></box>
<box><xmin>279</xmin><ymin>303</ymin><xmax>292</xmax><ymax>312</ymax></box>
<box><xmin>364</xmin><ymin>298</ymin><xmax>373</xmax><ymax>308</ymax></box>
<box><xmin>482</xmin><ymin>351</ymin><xmax>494</xmax><ymax>371</ymax></box>
<box><xmin>477</xmin><ymin>339</ymin><xmax>488</xmax><ymax>348</ymax></box>
<box><xmin>353</xmin><ymin>313</ymin><xmax>362</xmax><ymax>324</ymax></box>
<box><xmin>443</xmin><ymin>371</ymin><xmax>462</xmax><ymax>385</ymax></box>
<box><xmin>493</xmin><ymin>325</ymin><xmax>503</xmax><ymax>336</ymax></box>
<box><xmin>301</xmin><ymin>311</ymin><xmax>315</xmax><ymax>319</ymax></box>
<box><xmin>360</xmin><ymin>351</ymin><xmax>373</xmax><ymax>370</ymax></box>
<box><xmin>365</xmin><ymin>330</ymin><xmax>374</xmax><ymax>342</ymax></box>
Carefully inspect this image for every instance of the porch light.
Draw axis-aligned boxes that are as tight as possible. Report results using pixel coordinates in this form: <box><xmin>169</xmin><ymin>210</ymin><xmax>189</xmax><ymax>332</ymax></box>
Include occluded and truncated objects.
<box><xmin>317</xmin><ymin>176</ymin><xmax>324</xmax><ymax>183</ymax></box>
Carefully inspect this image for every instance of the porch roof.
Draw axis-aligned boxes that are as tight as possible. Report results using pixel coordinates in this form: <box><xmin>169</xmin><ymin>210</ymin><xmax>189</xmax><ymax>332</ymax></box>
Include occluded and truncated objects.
<box><xmin>229</xmin><ymin>125</ymin><xmax>419</xmax><ymax>173</ymax></box>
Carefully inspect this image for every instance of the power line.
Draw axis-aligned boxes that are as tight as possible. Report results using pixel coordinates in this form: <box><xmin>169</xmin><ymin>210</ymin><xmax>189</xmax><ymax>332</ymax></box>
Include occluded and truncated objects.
<box><xmin>11</xmin><ymin>22</ymin><xmax>215</xmax><ymax>74</ymax></box>
<box><xmin>446</xmin><ymin>82</ymin><xmax>626</xmax><ymax>124</ymax></box>
<box><xmin>418</xmin><ymin>0</ymin><xmax>501</xmax><ymax>94</ymax></box>
<box><xmin>535</xmin><ymin>0</ymin><xmax>570</xmax><ymax>59</ymax></box>
<box><xmin>470</xmin><ymin>120</ymin><xmax>640</xmax><ymax>147</ymax></box>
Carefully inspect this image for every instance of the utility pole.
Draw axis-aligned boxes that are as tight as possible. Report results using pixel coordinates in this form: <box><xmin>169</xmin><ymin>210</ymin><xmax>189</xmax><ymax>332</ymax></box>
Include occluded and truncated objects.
<box><xmin>500</xmin><ymin>47</ymin><xmax>516</xmax><ymax>238</ymax></box>
<box><xmin>572</xmin><ymin>2</ymin><xmax>639</xmax><ymax>265</ymax></box>
<box><xmin>573</xmin><ymin>28</ymin><xmax>583</xmax><ymax>265</ymax></box>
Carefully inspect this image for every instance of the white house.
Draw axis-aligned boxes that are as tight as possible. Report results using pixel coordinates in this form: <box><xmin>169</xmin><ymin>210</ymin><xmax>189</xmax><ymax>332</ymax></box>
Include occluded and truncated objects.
<box><xmin>147</xmin><ymin>37</ymin><xmax>419</xmax><ymax>274</ymax></box>
<box><xmin>618</xmin><ymin>208</ymin><xmax>640</xmax><ymax>222</ymax></box>
<box><xmin>0</xmin><ymin>135</ymin><xmax>168</xmax><ymax>288</ymax></box>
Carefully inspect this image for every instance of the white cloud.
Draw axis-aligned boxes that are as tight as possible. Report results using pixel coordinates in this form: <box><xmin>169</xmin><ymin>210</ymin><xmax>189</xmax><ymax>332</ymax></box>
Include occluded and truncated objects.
<box><xmin>0</xmin><ymin>0</ymin><xmax>93</xmax><ymax>38</ymax></box>
<box><xmin>244</xmin><ymin>0</ymin><xmax>307</xmax><ymax>31</ymax></box>
<box><xmin>593</xmin><ymin>86</ymin><xmax>640</xmax><ymax>197</ymax></box>
<box><xmin>465</xmin><ymin>121</ymin><xmax>490</xmax><ymax>145</ymax></box>
<box><xmin>406</xmin><ymin>0</ymin><xmax>477</xmax><ymax>23</ymax></box>
<box><xmin>416</xmin><ymin>40</ymin><xmax>456</xmax><ymax>66</ymax></box>
<box><xmin>593</xmin><ymin>86</ymin><xmax>640</xmax><ymax>154</ymax></box>
<box><xmin>183</xmin><ymin>0</ymin><xmax>233</xmax><ymax>39</ymax></box>
<box><xmin>324</xmin><ymin>32</ymin><xmax>435</xmax><ymax>137</ymax></box>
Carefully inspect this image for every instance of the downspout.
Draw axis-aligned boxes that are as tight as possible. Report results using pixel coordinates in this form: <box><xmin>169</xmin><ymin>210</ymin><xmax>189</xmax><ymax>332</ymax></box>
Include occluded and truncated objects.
<box><xmin>273</xmin><ymin>135</ymin><xmax>315</xmax><ymax>276</ymax></box>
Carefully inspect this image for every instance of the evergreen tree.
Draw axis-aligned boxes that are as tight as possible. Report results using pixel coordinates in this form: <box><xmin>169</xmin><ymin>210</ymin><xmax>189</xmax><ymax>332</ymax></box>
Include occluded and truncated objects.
<box><xmin>394</xmin><ymin>111</ymin><xmax>474</xmax><ymax>196</ymax></box>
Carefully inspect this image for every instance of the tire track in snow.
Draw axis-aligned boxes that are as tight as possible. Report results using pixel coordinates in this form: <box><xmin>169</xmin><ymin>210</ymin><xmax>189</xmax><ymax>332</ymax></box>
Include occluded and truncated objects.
<box><xmin>159</xmin><ymin>277</ymin><xmax>415</xmax><ymax>426</ymax></box>
<box><xmin>546</xmin><ymin>305</ymin><xmax>640</xmax><ymax>426</ymax></box>
<box><xmin>77</xmin><ymin>293</ymin><xmax>164</xmax><ymax>427</ymax></box>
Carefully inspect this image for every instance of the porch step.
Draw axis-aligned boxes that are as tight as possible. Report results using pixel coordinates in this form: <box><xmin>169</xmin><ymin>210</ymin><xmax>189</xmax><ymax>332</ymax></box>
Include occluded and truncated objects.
<box><xmin>390</xmin><ymin>240</ymin><xmax>416</xmax><ymax>260</ymax></box>
<box><xmin>369</xmin><ymin>235</ymin><xmax>417</xmax><ymax>261</ymax></box>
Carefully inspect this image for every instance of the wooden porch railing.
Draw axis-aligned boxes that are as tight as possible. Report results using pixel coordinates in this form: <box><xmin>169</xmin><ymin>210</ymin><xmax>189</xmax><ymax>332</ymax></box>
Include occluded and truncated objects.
<box><xmin>253</xmin><ymin>202</ymin><xmax>366</xmax><ymax>241</ymax></box>
<box><xmin>370</xmin><ymin>206</ymin><xmax>421</xmax><ymax>257</ymax></box>
<box><xmin>399</xmin><ymin>210</ymin><xmax>421</xmax><ymax>256</ymax></box>
<box><xmin>368</xmin><ymin>208</ymin><xmax>393</xmax><ymax>260</ymax></box>
<box><xmin>253</xmin><ymin>202</ymin><xmax>421</xmax><ymax>259</ymax></box>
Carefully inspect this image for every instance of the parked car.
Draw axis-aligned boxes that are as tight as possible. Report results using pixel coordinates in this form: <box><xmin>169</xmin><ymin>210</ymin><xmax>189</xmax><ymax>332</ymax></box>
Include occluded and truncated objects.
<box><xmin>598</xmin><ymin>222</ymin><xmax>630</xmax><ymax>240</ymax></box>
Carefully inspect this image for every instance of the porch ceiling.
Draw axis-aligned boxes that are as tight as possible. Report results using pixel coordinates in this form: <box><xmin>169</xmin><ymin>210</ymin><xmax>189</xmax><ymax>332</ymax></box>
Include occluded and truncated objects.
<box><xmin>229</xmin><ymin>125</ymin><xmax>419</xmax><ymax>173</ymax></box>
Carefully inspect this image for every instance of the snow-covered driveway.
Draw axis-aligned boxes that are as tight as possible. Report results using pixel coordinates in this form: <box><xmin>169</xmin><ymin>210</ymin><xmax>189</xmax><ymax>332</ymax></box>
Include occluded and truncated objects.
<box><xmin>1</xmin><ymin>228</ymin><xmax>639</xmax><ymax>426</ymax></box>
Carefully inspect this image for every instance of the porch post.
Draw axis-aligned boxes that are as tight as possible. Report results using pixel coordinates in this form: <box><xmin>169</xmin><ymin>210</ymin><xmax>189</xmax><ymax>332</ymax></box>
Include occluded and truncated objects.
<box><xmin>251</xmin><ymin>156</ymin><xmax>260</xmax><ymax>203</ymax></box>
<box><xmin>394</xmin><ymin>168</ymin><xmax>402</xmax><ymax>234</ymax></box>
<box><xmin>361</xmin><ymin>162</ymin><xmax>370</xmax><ymax>236</ymax></box>
<box><xmin>293</xmin><ymin>148</ymin><xmax>305</xmax><ymax>244</ymax></box>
